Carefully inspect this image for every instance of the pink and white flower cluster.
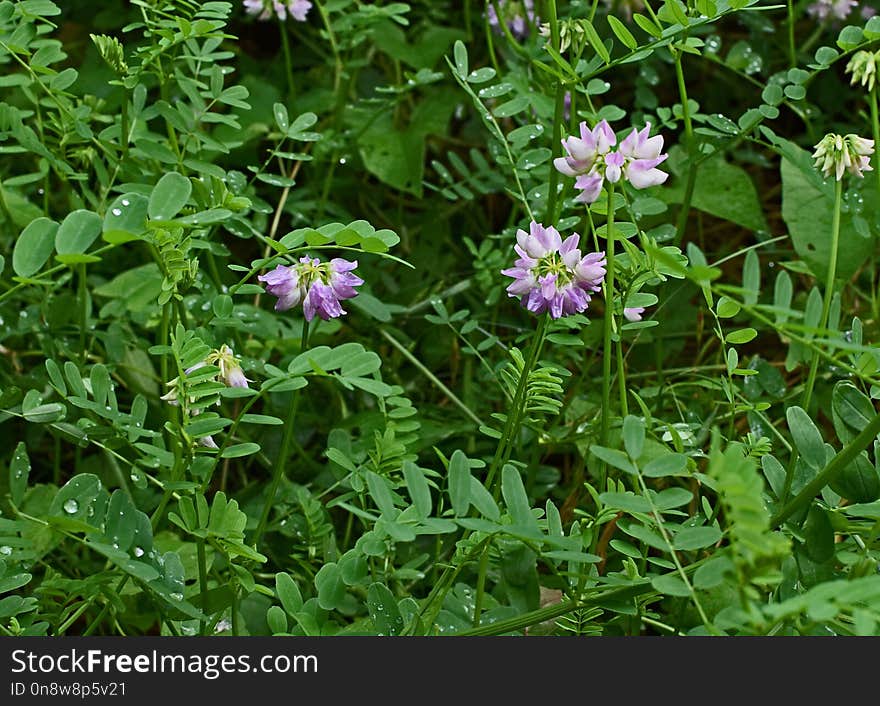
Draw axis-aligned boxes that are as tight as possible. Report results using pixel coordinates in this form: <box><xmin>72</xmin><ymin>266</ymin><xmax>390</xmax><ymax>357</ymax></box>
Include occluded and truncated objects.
<box><xmin>806</xmin><ymin>0</ymin><xmax>876</xmax><ymax>21</ymax></box>
<box><xmin>554</xmin><ymin>120</ymin><xmax>669</xmax><ymax>204</ymax></box>
<box><xmin>244</xmin><ymin>0</ymin><xmax>311</xmax><ymax>21</ymax></box>
<box><xmin>502</xmin><ymin>222</ymin><xmax>606</xmax><ymax>319</ymax></box>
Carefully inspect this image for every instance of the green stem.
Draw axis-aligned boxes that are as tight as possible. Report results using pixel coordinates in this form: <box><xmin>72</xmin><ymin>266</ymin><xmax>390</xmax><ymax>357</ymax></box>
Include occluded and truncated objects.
<box><xmin>231</xmin><ymin>584</ymin><xmax>240</xmax><ymax>636</ymax></box>
<box><xmin>472</xmin><ymin>549</ymin><xmax>490</xmax><ymax>627</ymax></box>
<box><xmin>78</xmin><ymin>264</ymin><xmax>88</xmax><ymax>364</ymax></box>
<box><xmin>787</xmin><ymin>0</ymin><xmax>796</xmax><ymax>68</ymax></box>
<box><xmin>634</xmin><ymin>469</ymin><xmax>717</xmax><ymax>634</ymax></box>
<box><xmin>279</xmin><ymin>18</ymin><xmax>296</xmax><ymax>103</ymax></box>
<box><xmin>197</xmin><ymin>539</ymin><xmax>208</xmax><ymax>635</ymax></box>
<box><xmin>314</xmin><ymin>0</ymin><xmax>342</xmax><ymax>94</ymax></box>
<box><xmin>251</xmin><ymin>321</ymin><xmax>312</xmax><ymax>546</ymax></box>
<box><xmin>615</xmin><ymin>331</ymin><xmax>629</xmax><ymax>418</ymax></box>
<box><xmin>673</xmin><ymin>49</ymin><xmax>696</xmax><ymax>246</ymax></box>
<box><xmin>545</xmin><ymin>0</ymin><xmax>564</xmax><ymax>223</ymax></box>
<box><xmin>599</xmin><ymin>185</ymin><xmax>616</xmax><ymax>490</ymax></box>
<box><xmin>871</xmin><ymin>85</ymin><xmax>880</xmax><ymax>201</ymax></box>
<box><xmin>801</xmin><ymin>178</ymin><xmax>843</xmax><ymax>412</ymax></box>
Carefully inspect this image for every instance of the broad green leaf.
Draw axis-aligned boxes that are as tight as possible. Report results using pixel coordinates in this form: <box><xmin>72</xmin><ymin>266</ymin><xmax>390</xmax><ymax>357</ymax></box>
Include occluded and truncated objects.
<box><xmin>103</xmin><ymin>193</ymin><xmax>148</xmax><ymax>244</ymax></box>
<box><xmin>802</xmin><ymin>506</ymin><xmax>834</xmax><ymax>562</ymax></box>
<box><xmin>622</xmin><ymin>415</ymin><xmax>645</xmax><ymax>459</ymax></box>
<box><xmin>448</xmin><ymin>450</ymin><xmax>471</xmax><ymax>516</ymax></box>
<box><xmin>642</xmin><ymin>454</ymin><xmax>689</xmax><ymax>478</ymax></box>
<box><xmin>787</xmin><ymin>406</ymin><xmax>825</xmax><ymax>471</ymax></box>
<box><xmin>276</xmin><ymin>572</ymin><xmax>303</xmax><ymax>615</ymax></box>
<box><xmin>220</xmin><ymin>442</ymin><xmax>260</xmax><ymax>458</ymax></box>
<box><xmin>651</xmin><ymin>573</ymin><xmax>691</xmax><ymax>596</ymax></box>
<box><xmin>366</xmin><ymin>471</ymin><xmax>396</xmax><ymax>516</ymax></box>
<box><xmin>148</xmin><ymin>172</ymin><xmax>192</xmax><ymax>221</ymax></box>
<box><xmin>13</xmin><ymin>217</ymin><xmax>57</xmax><ymax>277</ymax></box>
<box><xmin>830</xmin><ymin>451</ymin><xmax>880</xmax><ymax>503</ymax></box>
<box><xmin>49</xmin><ymin>473</ymin><xmax>107</xmax><ymax>526</ymax></box>
<box><xmin>104</xmin><ymin>490</ymin><xmax>137</xmax><ymax>552</ymax></box>
<box><xmin>367</xmin><ymin>582</ymin><xmax>404</xmax><ymax>636</ymax></box>
<box><xmin>832</xmin><ymin>381</ymin><xmax>877</xmax><ymax>446</ymax></box>
<box><xmin>402</xmin><ymin>461</ymin><xmax>432</xmax><ymax>517</ymax></box>
<box><xmin>55</xmin><ymin>210</ymin><xmax>102</xmax><ymax>256</ymax></box>
<box><xmin>607</xmin><ymin>15</ymin><xmax>637</xmax><ymax>50</ymax></box>
<box><xmin>673</xmin><ymin>525</ymin><xmax>722</xmax><ymax>550</ymax></box>
<box><xmin>600</xmin><ymin>491</ymin><xmax>652</xmax><ymax>514</ymax></box>
<box><xmin>453</xmin><ymin>40</ymin><xmax>468</xmax><ymax>78</ymax></box>
<box><xmin>315</xmin><ymin>562</ymin><xmax>346</xmax><ymax>610</ymax></box>
<box><xmin>501</xmin><ymin>464</ymin><xmax>537</xmax><ymax>529</ymax></box>
<box><xmin>9</xmin><ymin>442</ymin><xmax>30</xmax><ymax>506</ymax></box>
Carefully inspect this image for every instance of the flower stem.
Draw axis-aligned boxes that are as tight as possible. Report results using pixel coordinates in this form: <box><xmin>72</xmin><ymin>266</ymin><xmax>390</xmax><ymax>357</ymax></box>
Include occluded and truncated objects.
<box><xmin>672</xmin><ymin>48</ymin><xmax>696</xmax><ymax>246</ymax></box>
<box><xmin>78</xmin><ymin>264</ymin><xmax>88</xmax><ymax>364</ymax></box>
<box><xmin>545</xmin><ymin>0</ymin><xmax>564</xmax><ymax>224</ymax></box>
<box><xmin>252</xmin><ymin>320</ymin><xmax>313</xmax><ymax>547</ymax></box>
<box><xmin>197</xmin><ymin>539</ymin><xmax>208</xmax><ymax>635</ymax></box>
<box><xmin>871</xmin><ymin>85</ymin><xmax>880</xmax><ymax>201</ymax></box>
<box><xmin>279</xmin><ymin>18</ymin><xmax>295</xmax><ymax>103</ymax></box>
<box><xmin>615</xmin><ymin>331</ymin><xmax>629</xmax><ymax>418</ymax></box>
<box><xmin>800</xmin><ymin>178</ymin><xmax>843</xmax><ymax>413</ymax></box>
<box><xmin>783</xmin><ymin>179</ymin><xmax>844</xmax><ymax>504</ymax></box>
<box><xmin>786</xmin><ymin>0</ymin><xmax>796</xmax><ymax>68</ymax></box>
<box><xmin>599</xmin><ymin>185</ymin><xmax>616</xmax><ymax>491</ymax></box>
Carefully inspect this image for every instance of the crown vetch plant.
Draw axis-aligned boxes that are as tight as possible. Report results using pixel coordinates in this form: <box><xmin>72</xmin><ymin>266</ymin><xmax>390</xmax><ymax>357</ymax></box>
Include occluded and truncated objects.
<box><xmin>4</xmin><ymin>0</ymin><xmax>880</xmax><ymax>643</ymax></box>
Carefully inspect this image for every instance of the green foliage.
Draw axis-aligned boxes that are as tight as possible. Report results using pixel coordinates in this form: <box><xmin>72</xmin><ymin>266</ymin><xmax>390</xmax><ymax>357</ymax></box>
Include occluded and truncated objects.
<box><xmin>2</xmin><ymin>0</ymin><xmax>880</xmax><ymax>641</ymax></box>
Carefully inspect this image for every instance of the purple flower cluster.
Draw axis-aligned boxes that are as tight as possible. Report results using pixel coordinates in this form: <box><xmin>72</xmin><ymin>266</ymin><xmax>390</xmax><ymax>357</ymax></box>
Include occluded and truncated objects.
<box><xmin>259</xmin><ymin>256</ymin><xmax>363</xmax><ymax>321</ymax></box>
<box><xmin>554</xmin><ymin>120</ymin><xmax>669</xmax><ymax>204</ymax></box>
<box><xmin>487</xmin><ymin>0</ymin><xmax>539</xmax><ymax>39</ymax></box>
<box><xmin>502</xmin><ymin>222</ymin><xmax>606</xmax><ymax>319</ymax></box>
<box><xmin>244</xmin><ymin>0</ymin><xmax>311</xmax><ymax>21</ymax></box>
<box><xmin>806</xmin><ymin>0</ymin><xmax>876</xmax><ymax>20</ymax></box>
<box><xmin>624</xmin><ymin>307</ymin><xmax>645</xmax><ymax>322</ymax></box>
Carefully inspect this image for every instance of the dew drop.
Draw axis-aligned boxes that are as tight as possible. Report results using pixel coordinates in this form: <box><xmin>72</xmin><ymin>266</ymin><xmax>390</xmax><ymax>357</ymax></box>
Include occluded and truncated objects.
<box><xmin>63</xmin><ymin>498</ymin><xmax>79</xmax><ymax>514</ymax></box>
<box><xmin>112</xmin><ymin>208</ymin><xmax>122</xmax><ymax>216</ymax></box>
<box><xmin>170</xmin><ymin>592</ymin><xmax>184</xmax><ymax>602</ymax></box>
<box><xmin>0</xmin><ymin>546</ymin><xmax>11</xmax><ymax>555</ymax></box>
<box><xmin>122</xmin><ymin>199</ymin><xmax>130</xmax><ymax>206</ymax></box>
<box><xmin>134</xmin><ymin>546</ymin><xmax>145</xmax><ymax>557</ymax></box>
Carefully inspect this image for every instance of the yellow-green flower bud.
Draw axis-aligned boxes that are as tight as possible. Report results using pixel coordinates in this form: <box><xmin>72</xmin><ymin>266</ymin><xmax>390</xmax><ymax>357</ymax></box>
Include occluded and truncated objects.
<box><xmin>846</xmin><ymin>50</ymin><xmax>878</xmax><ymax>92</ymax></box>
